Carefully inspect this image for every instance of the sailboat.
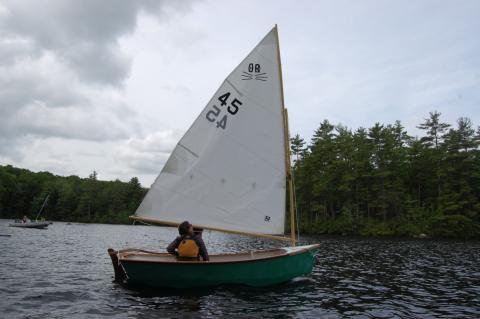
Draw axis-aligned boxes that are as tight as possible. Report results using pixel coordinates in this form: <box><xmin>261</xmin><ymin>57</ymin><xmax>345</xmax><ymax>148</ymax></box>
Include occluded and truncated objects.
<box><xmin>9</xmin><ymin>194</ymin><xmax>52</xmax><ymax>229</ymax></box>
<box><xmin>108</xmin><ymin>26</ymin><xmax>319</xmax><ymax>288</ymax></box>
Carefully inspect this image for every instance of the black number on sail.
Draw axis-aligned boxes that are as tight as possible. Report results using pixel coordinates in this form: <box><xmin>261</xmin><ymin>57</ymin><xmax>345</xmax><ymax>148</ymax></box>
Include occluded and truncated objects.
<box><xmin>227</xmin><ymin>98</ymin><xmax>242</xmax><ymax>115</ymax></box>
<box><xmin>206</xmin><ymin>92</ymin><xmax>243</xmax><ymax>129</ymax></box>
<box><xmin>206</xmin><ymin>105</ymin><xmax>221</xmax><ymax>122</ymax></box>
<box><xmin>248</xmin><ymin>63</ymin><xmax>261</xmax><ymax>73</ymax></box>
<box><xmin>218</xmin><ymin>92</ymin><xmax>230</xmax><ymax>106</ymax></box>
<box><xmin>243</xmin><ymin>63</ymin><xmax>267</xmax><ymax>81</ymax></box>
<box><xmin>216</xmin><ymin>115</ymin><xmax>227</xmax><ymax>129</ymax></box>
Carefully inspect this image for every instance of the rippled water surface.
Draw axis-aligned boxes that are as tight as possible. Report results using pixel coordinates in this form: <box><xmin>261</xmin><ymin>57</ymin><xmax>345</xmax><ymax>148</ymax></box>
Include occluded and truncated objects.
<box><xmin>1</xmin><ymin>220</ymin><xmax>479</xmax><ymax>318</ymax></box>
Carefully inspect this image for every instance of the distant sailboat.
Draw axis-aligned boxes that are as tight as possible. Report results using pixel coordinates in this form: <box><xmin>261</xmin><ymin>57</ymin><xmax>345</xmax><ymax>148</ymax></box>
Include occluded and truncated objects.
<box><xmin>9</xmin><ymin>195</ymin><xmax>52</xmax><ymax>229</ymax></box>
<box><xmin>109</xmin><ymin>26</ymin><xmax>319</xmax><ymax>288</ymax></box>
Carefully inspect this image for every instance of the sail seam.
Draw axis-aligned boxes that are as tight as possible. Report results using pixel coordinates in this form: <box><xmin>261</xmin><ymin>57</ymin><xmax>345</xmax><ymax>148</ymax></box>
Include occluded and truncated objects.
<box><xmin>225</xmin><ymin>79</ymin><xmax>243</xmax><ymax>96</ymax></box>
<box><xmin>178</xmin><ymin>142</ymin><xmax>199</xmax><ymax>158</ymax></box>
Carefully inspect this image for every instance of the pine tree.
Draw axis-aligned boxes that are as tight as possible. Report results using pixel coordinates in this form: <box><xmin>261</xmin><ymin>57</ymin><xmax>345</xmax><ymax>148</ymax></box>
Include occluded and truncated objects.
<box><xmin>290</xmin><ymin>134</ymin><xmax>306</xmax><ymax>163</ymax></box>
<box><xmin>417</xmin><ymin>111</ymin><xmax>450</xmax><ymax>206</ymax></box>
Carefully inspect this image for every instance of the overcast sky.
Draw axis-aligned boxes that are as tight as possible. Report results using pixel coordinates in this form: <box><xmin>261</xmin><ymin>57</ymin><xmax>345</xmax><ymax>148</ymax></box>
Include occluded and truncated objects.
<box><xmin>1</xmin><ymin>0</ymin><xmax>479</xmax><ymax>186</ymax></box>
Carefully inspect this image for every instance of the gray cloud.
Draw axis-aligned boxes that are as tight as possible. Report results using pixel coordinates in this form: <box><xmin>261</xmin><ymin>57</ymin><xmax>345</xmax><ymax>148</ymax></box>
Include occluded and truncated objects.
<box><xmin>0</xmin><ymin>0</ymin><xmax>197</xmax><ymax>162</ymax></box>
<box><xmin>0</xmin><ymin>0</ymin><xmax>193</xmax><ymax>85</ymax></box>
<box><xmin>116</xmin><ymin>130</ymin><xmax>181</xmax><ymax>176</ymax></box>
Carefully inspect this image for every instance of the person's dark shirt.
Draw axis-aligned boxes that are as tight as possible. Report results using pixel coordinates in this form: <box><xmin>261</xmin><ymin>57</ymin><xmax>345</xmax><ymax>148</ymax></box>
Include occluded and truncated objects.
<box><xmin>167</xmin><ymin>234</ymin><xmax>209</xmax><ymax>261</ymax></box>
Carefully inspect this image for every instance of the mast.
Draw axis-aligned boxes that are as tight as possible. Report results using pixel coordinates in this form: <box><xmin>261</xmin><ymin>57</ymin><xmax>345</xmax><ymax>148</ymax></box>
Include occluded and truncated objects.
<box><xmin>35</xmin><ymin>194</ymin><xmax>49</xmax><ymax>221</ymax></box>
<box><xmin>274</xmin><ymin>25</ymin><xmax>296</xmax><ymax>247</ymax></box>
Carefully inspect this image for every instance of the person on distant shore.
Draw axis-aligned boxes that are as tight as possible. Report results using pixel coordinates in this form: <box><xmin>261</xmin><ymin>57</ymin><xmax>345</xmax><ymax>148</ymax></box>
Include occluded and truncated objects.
<box><xmin>22</xmin><ymin>215</ymin><xmax>27</xmax><ymax>223</ymax></box>
<box><xmin>167</xmin><ymin>221</ymin><xmax>209</xmax><ymax>261</ymax></box>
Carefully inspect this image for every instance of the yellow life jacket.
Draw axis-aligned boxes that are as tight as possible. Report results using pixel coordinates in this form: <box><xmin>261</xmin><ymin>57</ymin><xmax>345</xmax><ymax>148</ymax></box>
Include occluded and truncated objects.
<box><xmin>178</xmin><ymin>237</ymin><xmax>199</xmax><ymax>258</ymax></box>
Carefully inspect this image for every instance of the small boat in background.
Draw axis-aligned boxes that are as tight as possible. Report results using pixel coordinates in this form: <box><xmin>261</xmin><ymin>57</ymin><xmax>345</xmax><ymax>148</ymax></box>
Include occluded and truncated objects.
<box><xmin>9</xmin><ymin>220</ymin><xmax>51</xmax><ymax>229</ymax></box>
<box><xmin>9</xmin><ymin>195</ymin><xmax>52</xmax><ymax>229</ymax></box>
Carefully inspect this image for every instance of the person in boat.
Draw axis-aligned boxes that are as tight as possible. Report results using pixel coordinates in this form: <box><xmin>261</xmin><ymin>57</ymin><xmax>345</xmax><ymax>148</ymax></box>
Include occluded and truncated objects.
<box><xmin>167</xmin><ymin>221</ymin><xmax>209</xmax><ymax>261</ymax></box>
<box><xmin>193</xmin><ymin>227</ymin><xmax>203</xmax><ymax>237</ymax></box>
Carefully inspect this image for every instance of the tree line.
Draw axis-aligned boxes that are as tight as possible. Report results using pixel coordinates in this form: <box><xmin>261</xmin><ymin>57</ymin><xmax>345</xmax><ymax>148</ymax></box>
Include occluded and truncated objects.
<box><xmin>1</xmin><ymin>111</ymin><xmax>479</xmax><ymax>238</ymax></box>
<box><xmin>291</xmin><ymin>111</ymin><xmax>480</xmax><ymax>238</ymax></box>
<box><xmin>0</xmin><ymin>166</ymin><xmax>147</xmax><ymax>224</ymax></box>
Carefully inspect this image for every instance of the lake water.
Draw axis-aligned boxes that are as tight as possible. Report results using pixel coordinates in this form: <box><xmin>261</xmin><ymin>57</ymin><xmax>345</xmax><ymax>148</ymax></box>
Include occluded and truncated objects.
<box><xmin>1</xmin><ymin>220</ymin><xmax>479</xmax><ymax>318</ymax></box>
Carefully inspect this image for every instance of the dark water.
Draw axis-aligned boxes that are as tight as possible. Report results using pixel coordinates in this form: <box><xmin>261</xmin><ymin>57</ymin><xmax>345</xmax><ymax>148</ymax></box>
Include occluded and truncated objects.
<box><xmin>1</xmin><ymin>220</ymin><xmax>479</xmax><ymax>319</ymax></box>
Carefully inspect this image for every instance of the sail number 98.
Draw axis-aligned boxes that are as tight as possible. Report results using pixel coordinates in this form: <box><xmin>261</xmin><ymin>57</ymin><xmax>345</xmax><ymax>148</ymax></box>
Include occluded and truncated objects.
<box><xmin>206</xmin><ymin>92</ymin><xmax>243</xmax><ymax>130</ymax></box>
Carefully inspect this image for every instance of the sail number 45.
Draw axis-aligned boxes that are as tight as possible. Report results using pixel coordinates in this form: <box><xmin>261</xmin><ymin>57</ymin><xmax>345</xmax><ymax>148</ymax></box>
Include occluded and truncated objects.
<box><xmin>206</xmin><ymin>92</ymin><xmax>243</xmax><ymax>130</ymax></box>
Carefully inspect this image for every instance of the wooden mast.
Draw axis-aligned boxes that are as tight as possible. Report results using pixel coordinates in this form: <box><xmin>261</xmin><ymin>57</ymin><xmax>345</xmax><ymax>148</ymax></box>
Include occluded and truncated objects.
<box><xmin>274</xmin><ymin>25</ymin><xmax>296</xmax><ymax>247</ymax></box>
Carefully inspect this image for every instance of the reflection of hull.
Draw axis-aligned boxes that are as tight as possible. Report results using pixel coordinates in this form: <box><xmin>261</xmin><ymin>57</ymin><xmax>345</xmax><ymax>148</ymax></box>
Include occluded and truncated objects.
<box><xmin>9</xmin><ymin>221</ymin><xmax>51</xmax><ymax>229</ymax></box>
<box><xmin>108</xmin><ymin>244</ymin><xmax>319</xmax><ymax>288</ymax></box>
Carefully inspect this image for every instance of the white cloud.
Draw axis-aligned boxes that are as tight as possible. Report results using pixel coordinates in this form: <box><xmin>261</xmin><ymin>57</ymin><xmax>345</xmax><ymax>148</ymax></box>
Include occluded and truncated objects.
<box><xmin>116</xmin><ymin>130</ymin><xmax>182</xmax><ymax>178</ymax></box>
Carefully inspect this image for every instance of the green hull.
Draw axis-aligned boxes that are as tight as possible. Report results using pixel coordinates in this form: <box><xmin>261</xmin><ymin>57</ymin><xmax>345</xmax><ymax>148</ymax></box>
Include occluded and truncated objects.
<box><xmin>117</xmin><ymin>246</ymin><xmax>318</xmax><ymax>288</ymax></box>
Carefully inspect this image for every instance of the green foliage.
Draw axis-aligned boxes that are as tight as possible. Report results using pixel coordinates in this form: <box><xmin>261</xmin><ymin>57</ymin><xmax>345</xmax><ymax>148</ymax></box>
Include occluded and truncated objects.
<box><xmin>428</xmin><ymin>215</ymin><xmax>480</xmax><ymax>239</ymax></box>
<box><xmin>0</xmin><ymin>165</ymin><xmax>147</xmax><ymax>224</ymax></box>
<box><xmin>359</xmin><ymin>220</ymin><xmax>395</xmax><ymax>237</ymax></box>
<box><xmin>295</xmin><ymin>111</ymin><xmax>480</xmax><ymax>239</ymax></box>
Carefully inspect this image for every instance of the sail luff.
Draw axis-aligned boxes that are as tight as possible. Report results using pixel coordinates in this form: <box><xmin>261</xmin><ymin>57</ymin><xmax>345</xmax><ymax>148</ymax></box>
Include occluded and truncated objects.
<box><xmin>274</xmin><ymin>25</ymin><xmax>296</xmax><ymax>247</ymax></box>
<box><xmin>129</xmin><ymin>215</ymin><xmax>291</xmax><ymax>242</ymax></box>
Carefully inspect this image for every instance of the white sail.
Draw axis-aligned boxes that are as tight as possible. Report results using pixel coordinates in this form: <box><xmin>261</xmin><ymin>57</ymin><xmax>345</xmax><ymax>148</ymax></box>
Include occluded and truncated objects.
<box><xmin>135</xmin><ymin>27</ymin><xmax>287</xmax><ymax>235</ymax></box>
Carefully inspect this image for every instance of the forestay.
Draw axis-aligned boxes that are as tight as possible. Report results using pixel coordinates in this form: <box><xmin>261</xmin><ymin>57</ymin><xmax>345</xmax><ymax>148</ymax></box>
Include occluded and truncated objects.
<box><xmin>135</xmin><ymin>27</ymin><xmax>287</xmax><ymax>235</ymax></box>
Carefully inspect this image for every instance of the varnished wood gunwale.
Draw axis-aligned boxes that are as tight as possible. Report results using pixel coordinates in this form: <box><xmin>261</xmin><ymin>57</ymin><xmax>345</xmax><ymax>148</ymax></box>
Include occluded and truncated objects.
<box><xmin>117</xmin><ymin>244</ymin><xmax>320</xmax><ymax>265</ymax></box>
